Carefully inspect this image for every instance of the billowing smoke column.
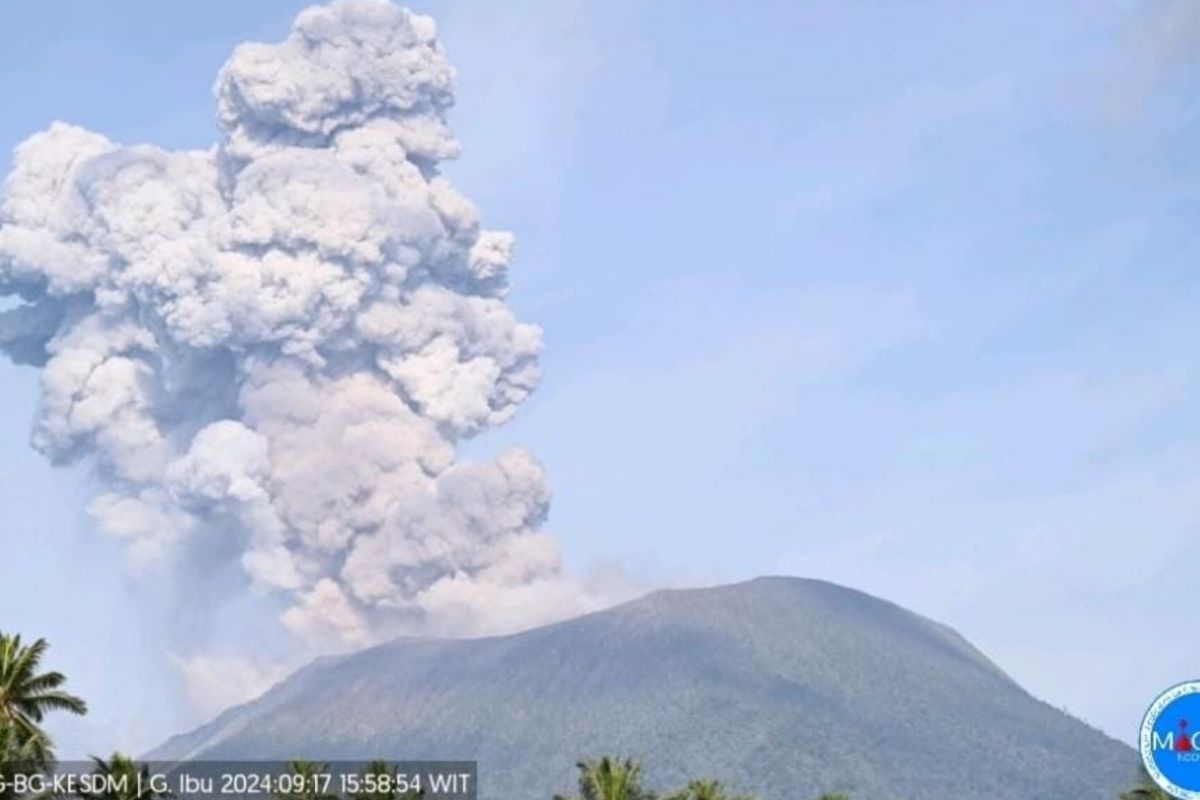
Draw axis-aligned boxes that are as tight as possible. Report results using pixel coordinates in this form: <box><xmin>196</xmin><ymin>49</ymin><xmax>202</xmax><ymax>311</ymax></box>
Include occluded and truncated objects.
<box><xmin>0</xmin><ymin>0</ymin><xmax>592</xmax><ymax>647</ymax></box>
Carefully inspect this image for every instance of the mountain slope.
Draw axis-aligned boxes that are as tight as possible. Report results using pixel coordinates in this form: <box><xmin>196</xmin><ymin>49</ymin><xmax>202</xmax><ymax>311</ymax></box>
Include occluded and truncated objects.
<box><xmin>150</xmin><ymin>577</ymin><xmax>1135</xmax><ymax>799</ymax></box>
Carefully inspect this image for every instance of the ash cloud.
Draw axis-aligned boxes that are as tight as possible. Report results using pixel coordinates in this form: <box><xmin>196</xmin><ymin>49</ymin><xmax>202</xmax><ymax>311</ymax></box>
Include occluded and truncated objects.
<box><xmin>0</xmin><ymin>0</ymin><xmax>601</xmax><ymax>652</ymax></box>
<box><xmin>1104</xmin><ymin>0</ymin><xmax>1200</xmax><ymax>119</ymax></box>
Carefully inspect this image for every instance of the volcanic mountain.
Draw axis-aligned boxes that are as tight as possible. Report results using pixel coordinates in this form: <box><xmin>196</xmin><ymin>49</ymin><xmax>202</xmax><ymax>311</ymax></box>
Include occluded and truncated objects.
<box><xmin>149</xmin><ymin>576</ymin><xmax>1135</xmax><ymax>799</ymax></box>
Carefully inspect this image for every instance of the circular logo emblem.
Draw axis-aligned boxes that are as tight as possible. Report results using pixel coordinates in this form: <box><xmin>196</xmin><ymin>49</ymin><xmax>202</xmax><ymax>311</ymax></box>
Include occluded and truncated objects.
<box><xmin>1142</xmin><ymin>681</ymin><xmax>1200</xmax><ymax>799</ymax></box>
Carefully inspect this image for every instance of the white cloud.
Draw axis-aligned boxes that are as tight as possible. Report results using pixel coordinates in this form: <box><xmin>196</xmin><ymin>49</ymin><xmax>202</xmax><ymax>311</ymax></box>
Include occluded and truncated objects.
<box><xmin>170</xmin><ymin>653</ymin><xmax>293</xmax><ymax>718</ymax></box>
<box><xmin>0</xmin><ymin>0</ymin><xmax>606</xmax><ymax>650</ymax></box>
<box><xmin>1106</xmin><ymin>0</ymin><xmax>1200</xmax><ymax>118</ymax></box>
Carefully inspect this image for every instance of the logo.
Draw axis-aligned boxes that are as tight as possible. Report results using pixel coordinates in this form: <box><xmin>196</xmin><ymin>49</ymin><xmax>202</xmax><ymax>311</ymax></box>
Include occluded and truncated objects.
<box><xmin>1142</xmin><ymin>681</ymin><xmax>1200</xmax><ymax>799</ymax></box>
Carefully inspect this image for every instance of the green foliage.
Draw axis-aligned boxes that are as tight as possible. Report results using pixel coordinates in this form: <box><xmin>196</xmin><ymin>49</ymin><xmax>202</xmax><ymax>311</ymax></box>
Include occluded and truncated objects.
<box><xmin>0</xmin><ymin>721</ymin><xmax>40</xmax><ymax>767</ymax></box>
<box><xmin>666</xmin><ymin>778</ymin><xmax>754</xmax><ymax>800</ymax></box>
<box><xmin>151</xmin><ymin>578</ymin><xmax>1135</xmax><ymax>799</ymax></box>
<box><xmin>555</xmin><ymin>757</ymin><xmax>657</xmax><ymax>800</ymax></box>
<box><xmin>350</xmin><ymin>759</ymin><xmax>424</xmax><ymax>800</ymax></box>
<box><xmin>0</xmin><ymin>632</ymin><xmax>88</xmax><ymax>771</ymax></box>
<box><xmin>78</xmin><ymin>753</ymin><xmax>174</xmax><ymax>800</ymax></box>
<box><xmin>555</xmin><ymin>758</ymin><xmax>774</xmax><ymax>800</ymax></box>
<box><xmin>352</xmin><ymin>760</ymin><xmax>395</xmax><ymax>800</ymax></box>
<box><xmin>274</xmin><ymin>760</ymin><xmax>339</xmax><ymax>800</ymax></box>
<box><xmin>1117</xmin><ymin>768</ymin><xmax>1173</xmax><ymax>799</ymax></box>
<box><xmin>0</xmin><ymin>722</ymin><xmax>45</xmax><ymax>800</ymax></box>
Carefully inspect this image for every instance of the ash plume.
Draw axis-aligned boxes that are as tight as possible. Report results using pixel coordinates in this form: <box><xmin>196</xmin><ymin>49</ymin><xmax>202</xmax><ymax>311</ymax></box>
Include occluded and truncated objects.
<box><xmin>0</xmin><ymin>0</ymin><xmax>599</xmax><ymax>650</ymax></box>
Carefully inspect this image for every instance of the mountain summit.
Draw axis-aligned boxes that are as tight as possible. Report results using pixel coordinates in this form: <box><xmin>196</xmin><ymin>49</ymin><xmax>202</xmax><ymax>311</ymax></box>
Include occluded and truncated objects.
<box><xmin>150</xmin><ymin>577</ymin><xmax>1134</xmax><ymax>799</ymax></box>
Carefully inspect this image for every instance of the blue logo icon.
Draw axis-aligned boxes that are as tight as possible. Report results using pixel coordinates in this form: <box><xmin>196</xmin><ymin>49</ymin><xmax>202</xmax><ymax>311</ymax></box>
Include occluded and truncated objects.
<box><xmin>1141</xmin><ymin>681</ymin><xmax>1200</xmax><ymax>799</ymax></box>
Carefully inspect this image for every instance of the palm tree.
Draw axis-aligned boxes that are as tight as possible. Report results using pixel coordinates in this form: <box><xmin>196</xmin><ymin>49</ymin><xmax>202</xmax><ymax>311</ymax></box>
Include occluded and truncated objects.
<box><xmin>0</xmin><ymin>718</ymin><xmax>40</xmax><ymax>764</ymax></box>
<box><xmin>0</xmin><ymin>633</ymin><xmax>87</xmax><ymax>767</ymax></box>
<box><xmin>1118</xmin><ymin>768</ymin><xmax>1173</xmax><ymax>799</ymax></box>
<box><xmin>554</xmin><ymin>757</ymin><xmax>655</xmax><ymax>800</ymax></box>
<box><xmin>666</xmin><ymin>778</ymin><xmax>753</xmax><ymax>800</ymax></box>
<box><xmin>275</xmin><ymin>760</ymin><xmax>339</xmax><ymax>800</ymax></box>
<box><xmin>350</xmin><ymin>760</ymin><xmax>423</xmax><ymax>800</ymax></box>
<box><xmin>77</xmin><ymin>753</ymin><xmax>173</xmax><ymax>800</ymax></box>
<box><xmin>0</xmin><ymin>721</ymin><xmax>44</xmax><ymax>800</ymax></box>
<box><xmin>351</xmin><ymin>760</ymin><xmax>395</xmax><ymax>800</ymax></box>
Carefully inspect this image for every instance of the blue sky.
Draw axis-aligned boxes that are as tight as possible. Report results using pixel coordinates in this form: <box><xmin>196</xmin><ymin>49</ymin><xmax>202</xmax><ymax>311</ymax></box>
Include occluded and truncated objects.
<box><xmin>1</xmin><ymin>0</ymin><xmax>1198</xmax><ymax>754</ymax></box>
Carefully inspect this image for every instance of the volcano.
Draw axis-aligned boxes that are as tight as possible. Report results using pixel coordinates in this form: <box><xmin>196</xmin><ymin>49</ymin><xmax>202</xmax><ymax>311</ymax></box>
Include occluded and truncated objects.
<box><xmin>148</xmin><ymin>576</ymin><xmax>1135</xmax><ymax>799</ymax></box>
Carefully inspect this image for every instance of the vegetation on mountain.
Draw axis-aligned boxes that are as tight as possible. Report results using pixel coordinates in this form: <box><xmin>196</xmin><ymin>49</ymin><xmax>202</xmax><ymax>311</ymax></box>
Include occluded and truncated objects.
<box><xmin>146</xmin><ymin>578</ymin><xmax>1136</xmax><ymax>799</ymax></box>
<box><xmin>0</xmin><ymin>622</ymin><xmax>1156</xmax><ymax>800</ymax></box>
